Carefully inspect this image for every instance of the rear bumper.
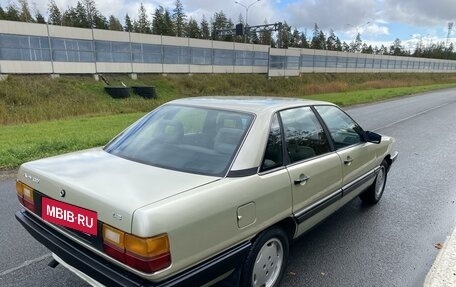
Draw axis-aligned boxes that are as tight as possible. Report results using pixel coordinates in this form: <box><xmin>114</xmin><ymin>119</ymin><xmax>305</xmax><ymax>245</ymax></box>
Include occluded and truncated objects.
<box><xmin>15</xmin><ymin>209</ymin><xmax>251</xmax><ymax>287</ymax></box>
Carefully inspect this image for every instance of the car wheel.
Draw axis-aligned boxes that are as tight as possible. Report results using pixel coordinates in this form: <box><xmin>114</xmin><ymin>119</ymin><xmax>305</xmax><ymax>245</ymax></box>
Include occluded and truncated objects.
<box><xmin>240</xmin><ymin>228</ymin><xmax>289</xmax><ymax>287</ymax></box>
<box><xmin>360</xmin><ymin>160</ymin><xmax>388</xmax><ymax>204</ymax></box>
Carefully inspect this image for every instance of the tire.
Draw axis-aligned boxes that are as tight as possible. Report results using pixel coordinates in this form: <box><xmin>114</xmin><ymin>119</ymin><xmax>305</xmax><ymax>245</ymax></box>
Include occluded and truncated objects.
<box><xmin>360</xmin><ymin>160</ymin><xmax>388</xmax><ymax>204</ymax></box>
<box><xmin>240</xmin><ymin>228</ymin><xmax>289</xmax><ymax>287</ymax></box>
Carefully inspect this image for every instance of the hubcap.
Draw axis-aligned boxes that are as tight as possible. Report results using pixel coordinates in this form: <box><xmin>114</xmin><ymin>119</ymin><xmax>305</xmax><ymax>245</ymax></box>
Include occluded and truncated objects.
<box><xmin>252</xmin><ymin>238</ymin><xmax>284</xmax><ymax>287</ymax></box>
<box><xmin>375</xmin><ymin>166</ymin><xmax>386</xmax><ymax>199</ymax></box>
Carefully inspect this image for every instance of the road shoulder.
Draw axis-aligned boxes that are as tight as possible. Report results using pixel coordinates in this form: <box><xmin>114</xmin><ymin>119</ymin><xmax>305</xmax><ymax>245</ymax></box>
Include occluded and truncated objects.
<box><xmin>0</xmin><ymin>169</ymin><xmax>17</xmax><ymax>180</ymax></box>
<box><xmin>424</xmin><ymin>224</ymin><xmax>456</xmax><ymax>286</ymax></box>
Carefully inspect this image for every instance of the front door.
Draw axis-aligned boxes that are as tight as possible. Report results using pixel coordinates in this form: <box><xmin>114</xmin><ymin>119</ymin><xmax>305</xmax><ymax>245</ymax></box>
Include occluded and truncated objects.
<box><xmin>314</xmin><ymin>105</ymin><xmax>378</xmax><ymax>202</ymax></box>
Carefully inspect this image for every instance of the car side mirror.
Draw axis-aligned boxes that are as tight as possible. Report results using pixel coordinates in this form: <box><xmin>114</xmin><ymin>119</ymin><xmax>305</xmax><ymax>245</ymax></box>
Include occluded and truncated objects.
<box><xmin>365</xmin><ymin>131</ymin><xmax>382</xmax><ymax>144</ymax></box>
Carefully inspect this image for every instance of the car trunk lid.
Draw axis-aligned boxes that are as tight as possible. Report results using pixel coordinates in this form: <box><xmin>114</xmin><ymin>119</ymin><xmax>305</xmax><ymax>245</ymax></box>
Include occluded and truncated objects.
<box><xmin>18</xmin><ymin>148</ymin><xmax>219</xmax><ymax>233</ymax></box>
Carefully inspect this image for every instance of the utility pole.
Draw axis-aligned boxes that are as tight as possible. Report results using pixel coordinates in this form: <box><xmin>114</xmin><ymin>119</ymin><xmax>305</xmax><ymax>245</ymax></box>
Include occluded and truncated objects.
<box><xmin>447</xmin><ymin>22</ymin><xmax>454</xmax><ymax>48</ymax></box>
<box><xmin>234</xmin><ymin>0</ymin><xmax>261</xmax><ymax>43</ymax></box>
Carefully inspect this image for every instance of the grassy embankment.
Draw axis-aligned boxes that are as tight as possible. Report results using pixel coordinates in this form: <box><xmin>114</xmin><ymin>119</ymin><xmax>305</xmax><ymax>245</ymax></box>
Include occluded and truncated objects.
<box><xmin>1</xmin><ymin>73</ymin><xmax>456</xmax><ymax>169</ymax></box>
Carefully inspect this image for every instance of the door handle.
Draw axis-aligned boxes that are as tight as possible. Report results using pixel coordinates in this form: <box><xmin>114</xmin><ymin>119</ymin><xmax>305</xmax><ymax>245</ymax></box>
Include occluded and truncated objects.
<box><xmin>294</xmin><ymin>174</ymin><xmax>310</xmax><ymax>185</ymax></box>
<box><xmin>344</xmin><ymin>156</ymin><xmax>353</xmax><ymax>165</ymax></box>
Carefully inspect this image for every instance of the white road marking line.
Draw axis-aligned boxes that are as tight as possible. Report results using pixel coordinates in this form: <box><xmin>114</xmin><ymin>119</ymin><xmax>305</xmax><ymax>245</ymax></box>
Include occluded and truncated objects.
<box><xmin>0</xmin><ymin>253</ymin><xmax>51</xmax><ymax>277</ymax></box>
<box><xmin>372</xmin><ymin>103</ymin><xmax>450</xmax><ymax>131</ymax></box>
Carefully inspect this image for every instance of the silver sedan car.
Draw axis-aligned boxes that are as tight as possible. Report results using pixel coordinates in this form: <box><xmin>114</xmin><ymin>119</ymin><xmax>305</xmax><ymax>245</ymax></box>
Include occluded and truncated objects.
<box><xmin>16</xmin><ymin>97</ymin><xmax>397</xmax><ymax>287</ymax></box>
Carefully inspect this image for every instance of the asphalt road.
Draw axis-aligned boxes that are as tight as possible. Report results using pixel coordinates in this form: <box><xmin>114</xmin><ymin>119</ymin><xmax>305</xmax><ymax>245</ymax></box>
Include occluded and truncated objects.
<box><xmin>1</xmin><ymin>88</ymin><xmax>456</xmax><ymax>287</ymax></box>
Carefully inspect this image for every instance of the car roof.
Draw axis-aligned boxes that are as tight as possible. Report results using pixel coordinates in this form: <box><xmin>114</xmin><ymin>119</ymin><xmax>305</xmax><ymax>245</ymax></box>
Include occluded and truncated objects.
<box><xmin>167</xmin><ymin>96</ymin><xmax>334</xmax><ymax>114</ymax></box>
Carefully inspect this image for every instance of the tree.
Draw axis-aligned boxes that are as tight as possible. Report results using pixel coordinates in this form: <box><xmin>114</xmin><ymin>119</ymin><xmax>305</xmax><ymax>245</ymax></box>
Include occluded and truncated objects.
<box><xmin>186</xmin><ymin>18</ymin><xmax>200</xmax><ymax>38</ymax></box>
<box><xmin>212</xmin><ymin>11</ymin><xmax>230</xmax><ymax>40</ymax></box>
<box><xmin>75</xmin><ymin>1</ymin><xmax>89</xmax><ymax>28</ymax></box>
<box><xmin>289</xmin><ymin>28</ymin><xmax>300</xmax><ymax>48</ymax></box>
<box><xmin>446</xmin><ymin>43</ymin><xmax>455</xmax><ymax>60</ymax></box>
<box><xmin>277</xmin><ymin>22</ymin><xmax>292</xmax><ymax>48</ymax></box>
<box><xmin>0</xmin><ymin>5</ymin><xmax>5</xmax><ymax>20</ymax></box>
<box><xmin>93</xmin><ymin>13</ymin><xmax>108</xmax><ymax>29</ymax></box>
<box><xmin>82</xmin><ymin>0</ymin><xmax>107</xmax><ymax>29</ymax></box>
<box><xmin>310</xmin><ymin>23</ymin><xmax>325</xmax><ymax>50</ymax></box>
<box><xmin>108</xmin><ymin>15</ymin><xmax>123</xmax><ymax>31</ymax></box>
<box><xmin>361</xmin><ymin>43</ymin><xmax>373</xmax><ymax>54</ymax></box>
<box><xmin>334</xmin><ymin>37</ymin><xmax>342</xmax><ymax>51</ymax></box>
<box><xmin>152</xmin><ymin>6</ymin><xmax>165</xmax><ymax>35</ymax></box>
<box><xmin>342</xmin><ymin>41</ymin><xmax>350</xmax><ymax>52</ymax></box>
<box><xmin>133</xmin><ymin>3</ymin><xmax>151</xmax><ymax>34</ymax></box>
<box><xmin>172</xmin><ymin>0</ymin><xmax>187</xmax><ymax>37</ymax></box>
<box><xmin>152</xmin><ymin>6</ymin><xmax>176</xmax><ymax>36</ymax></box>
<box><xmin>390</xmin><ymin>38</ymin><xmax>404</xmax><ymax>56</ymax></box>
<box><xmin>48</xmin><ymin>0</ymin><xmax>63</xmax><ymax>25</ymax></box>
<box><xmin>5</xmin><ymin>4</ymin><xmax>21</xmax><ymax>21</ymax></box>
<box><xmin>224</xmin><ymin>17</ymin><xmax>235</xmax><ymax>42</ymax></box>
<box><xmin>62</xmin><ymin>7</ymin><xmax>78</xmax><ymax>27</ymax></box>
<box><xmin>299</xmin><ymin>32</ymin><xmax>309</xmax><ymax>48</ymax></box>
<box><xmin>259</xmin><ymin>20</ymin><xmax>273</xmax><ymax>46</ymax></box>
<box><xmin>18</xmin><ymin>0</ymin><xmax>33</xmax><ymax>22</ymax></box>
<box><xmin>200</xmin><ymin>15</ymin><xmax>210</xmax><ymax>39</ymax></box>
<box><xmin>163</xmin><ymin>8</ymin><xmax>174</xmax><ymax>36</ymax></box>
<box><xmin>35</xmin><ymin>11</ymin><xmax>46</xmax><ymax>23</ymax></box>
<box><xmin>124</xmin><ymin>14</ymin><xmax>133</xmax><ymax>32</ymax></box>
<box><xmin>83</xmin><ymin>0</ymin><xmax>97</xmax><ymax>27</ymax></box>
<box><xmin>378</xmin><ymin>44</ymin><xmax>388</xmax><ymax>55</ymax></box>
<box><xmin>326</xmin><ymin>29</ymin><xmax>337</xmax><ymax>51</ymax></box>
<box><xmin>349</xmin><ymin>33</ymin><xmax>362</xmax><ymax>53</ymax></box>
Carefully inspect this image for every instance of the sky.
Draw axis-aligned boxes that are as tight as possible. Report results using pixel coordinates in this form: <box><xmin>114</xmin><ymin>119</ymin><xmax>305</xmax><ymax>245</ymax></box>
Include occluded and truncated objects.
<box><xmin>1</xmin><ymin>0</ymin><xmax>455</xmax><ymax>50</ymax></box>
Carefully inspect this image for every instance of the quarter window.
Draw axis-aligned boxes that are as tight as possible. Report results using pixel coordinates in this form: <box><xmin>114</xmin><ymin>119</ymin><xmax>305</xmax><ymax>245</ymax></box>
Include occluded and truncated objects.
<box><xmin>261</xmin><ymin>114</ymin><xmax>283</xmax><ymax>171</ymax></box>
<box><xmin>315</xmin><ymin>105</ymin><xmax>363</xmax><ymax>149</ymax></box>
<box><xmin>280</xmin><ymin>107</ymin><xmax>330</xmax><ymax>163</ymax></box>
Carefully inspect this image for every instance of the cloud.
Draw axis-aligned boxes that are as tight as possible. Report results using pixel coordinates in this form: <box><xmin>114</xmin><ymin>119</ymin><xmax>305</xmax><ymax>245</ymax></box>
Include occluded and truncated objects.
<box><xmin>9</xmin><ymin>0</ymin><xmax>455</xmax><ymax>44</ymax></box>
<box><xmin>284</xmin><ymin>0</ymin><xmax>377</xmax><ymax>31</ymax></box>
<box><xmin>380</xmin><ymin>0</ymin><xmax>456</xmax><ymax>26</ymax></box>
<box><xmin>185</xmin><ymin>0</ymin><xmax>279</xmax><ymax>25</ymax></box>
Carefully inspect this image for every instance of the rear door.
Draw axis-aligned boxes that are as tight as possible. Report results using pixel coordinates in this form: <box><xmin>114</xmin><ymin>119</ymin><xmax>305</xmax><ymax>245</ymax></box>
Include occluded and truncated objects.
<box><xmin>278</xmin><ymin>107</ymin><xmax>342</xmax><ymax>234</ymax></box>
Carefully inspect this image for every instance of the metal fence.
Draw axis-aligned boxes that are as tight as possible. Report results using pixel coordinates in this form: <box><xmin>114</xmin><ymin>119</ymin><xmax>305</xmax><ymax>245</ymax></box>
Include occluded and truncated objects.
<box><xmin>0</xmin><ymin>20</ymin><xmax>455</xmax><ymax>77</ymax></box>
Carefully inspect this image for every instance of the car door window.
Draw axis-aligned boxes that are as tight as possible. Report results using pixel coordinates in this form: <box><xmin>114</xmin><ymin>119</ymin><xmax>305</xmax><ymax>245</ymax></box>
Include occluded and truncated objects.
<box><xmin>315</xmin><ymin>105</ymin><xmax>363</xmax><ymax>149</ymax></box>
<box><xmin>261</xmin><ymin>114</ymin><xmax>283</xmax><ymax>171</ymax></box>
<box><xmin>280</xmin><ymin>107</ymin><xmax>331</xmax><ymax>163</ymax></box>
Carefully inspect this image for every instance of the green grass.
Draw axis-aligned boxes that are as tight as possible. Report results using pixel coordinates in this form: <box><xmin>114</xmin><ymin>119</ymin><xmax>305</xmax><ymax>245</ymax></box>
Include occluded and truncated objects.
<box><xmin>0</xmin><ymin>113</ymin><xmax>144</xmax><ymax>169</ymax></box>
<box><xmin>1</xmin><ymin>72</ymin><xmax>456</xmax><ymax>169</ymax></box>
<box><xmin>304</xmin><ymin>83</ymin><xmax>456</xmax><ymax>106</ymax></box>
<box><xmin>1</xmin><ymin>73</ymin><xmax>456</xmax><ymax>125</ymax></box>
<box><xmin>0</xmin><ymin>75</ymin><xmax>175</xmax><ymax>125</ymax></box>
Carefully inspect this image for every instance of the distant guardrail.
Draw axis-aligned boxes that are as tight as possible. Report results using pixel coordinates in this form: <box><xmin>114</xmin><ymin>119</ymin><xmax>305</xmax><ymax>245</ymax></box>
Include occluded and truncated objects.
<box><xmin>0</xmin><ymin>20</ymin><xmax>455</xmax><ymax>77</ymax></box>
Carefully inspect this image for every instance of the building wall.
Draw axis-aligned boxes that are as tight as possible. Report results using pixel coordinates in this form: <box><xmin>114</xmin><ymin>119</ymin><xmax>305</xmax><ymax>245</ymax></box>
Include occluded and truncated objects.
<box><xmin>0</xmin><ymin>20</ymin><xmax>455</xmax><ymax>76</ymax></box>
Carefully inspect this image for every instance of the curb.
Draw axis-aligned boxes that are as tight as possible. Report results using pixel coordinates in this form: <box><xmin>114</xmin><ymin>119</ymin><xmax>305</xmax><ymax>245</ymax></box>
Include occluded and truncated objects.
<box><xmin>424</xmin><ymin>224</ymin><xmax>456</xmax><ymax>286</ymax></box>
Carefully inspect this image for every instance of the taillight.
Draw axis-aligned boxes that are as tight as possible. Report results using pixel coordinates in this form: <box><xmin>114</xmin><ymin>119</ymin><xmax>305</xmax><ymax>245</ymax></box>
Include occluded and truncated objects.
<box><xmin>102</xmin><ymin>224</ymin><xmax>171</xmax><ymax>273</ymax></box>
<box><xmin>16</xmin><ymin>181</ymin><xmax>35</xmax><ymax>212</ymax></box>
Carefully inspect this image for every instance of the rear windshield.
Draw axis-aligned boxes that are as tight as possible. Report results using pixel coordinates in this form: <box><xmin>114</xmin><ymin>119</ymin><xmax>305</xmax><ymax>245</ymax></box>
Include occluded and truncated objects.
<box><xmin>105</xmin><ymin>104</ymin><xmax>254</xmax><ymax>176</ymax></box>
